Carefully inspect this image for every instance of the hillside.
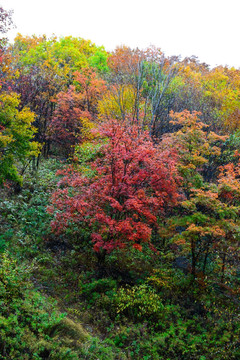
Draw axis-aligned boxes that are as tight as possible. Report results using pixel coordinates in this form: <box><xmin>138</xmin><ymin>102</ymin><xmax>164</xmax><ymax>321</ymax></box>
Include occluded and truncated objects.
<box><xmin>0</xmin><ymin>6</ymin><xmax>240</xmax><ymax>359</ymax></box>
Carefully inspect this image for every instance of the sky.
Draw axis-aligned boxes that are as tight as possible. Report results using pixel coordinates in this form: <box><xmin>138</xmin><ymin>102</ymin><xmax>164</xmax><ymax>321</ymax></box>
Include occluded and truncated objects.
<box><xmin>1</xmin><ymin>0</ymin><xmax>240</xmax><ymax>68</ymax></box>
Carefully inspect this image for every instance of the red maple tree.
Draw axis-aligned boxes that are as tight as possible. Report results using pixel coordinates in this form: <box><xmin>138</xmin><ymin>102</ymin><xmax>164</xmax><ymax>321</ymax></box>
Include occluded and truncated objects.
<box><xmin>48</xmin><ymin>85</ymin><xmax>91</xmax><ymax>154</ymax></box>
<box><xmin>48</xmin><ymin>120</ymin><xmax>181</xmax><ymax>263</ymax></box>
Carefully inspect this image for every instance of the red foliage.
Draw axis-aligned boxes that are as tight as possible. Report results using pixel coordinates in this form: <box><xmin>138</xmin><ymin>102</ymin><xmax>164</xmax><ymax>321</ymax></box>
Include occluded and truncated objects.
<box><xmin>48</xmin><ymin>86</ymin><xmax>91</xmax><ymax>153</ymax></box>
<box><xmin>73</xmin><ymin>68</ymin><xmax>106</xmax><ymax>114</ymax></box>
<box><xmin>49</xmin><ymin>120</ymin><xmax>181</xmax><ymax>253</ymax></box>
<box><xmin>108</xmin><ymin>46</ymin><xmax>143</xmax><ymax>77</ymax></box>
<box><xmin>48</xmin><ymin>69</ymin><xmax>106</xmax><ymax>154</ymax></box>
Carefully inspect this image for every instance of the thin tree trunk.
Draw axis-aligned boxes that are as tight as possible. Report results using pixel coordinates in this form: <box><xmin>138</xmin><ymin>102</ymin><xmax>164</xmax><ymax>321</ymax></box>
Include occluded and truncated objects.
<box><xmin>96</xmin><ymin>249</ymin><xmax>107</xmax><ymax>278</ymax></box>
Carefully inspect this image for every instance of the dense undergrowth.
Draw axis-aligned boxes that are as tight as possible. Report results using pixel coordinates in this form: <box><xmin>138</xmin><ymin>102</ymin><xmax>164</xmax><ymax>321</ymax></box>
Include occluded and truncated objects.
<box><xmin>0</xmin><ymin>158</ymin><xmax>239</xmax><ymax>360</ymax></box>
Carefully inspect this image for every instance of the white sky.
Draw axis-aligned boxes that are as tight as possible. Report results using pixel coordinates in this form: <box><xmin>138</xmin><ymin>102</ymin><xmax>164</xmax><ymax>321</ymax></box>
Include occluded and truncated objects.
<box><xmin>1</xmin><ymin>0</ymin><xmax>240</xmax><ymax>68</ymax></box>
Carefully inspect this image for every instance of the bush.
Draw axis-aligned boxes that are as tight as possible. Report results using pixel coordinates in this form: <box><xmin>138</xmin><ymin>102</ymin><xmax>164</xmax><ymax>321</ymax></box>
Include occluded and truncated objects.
<box><xmin>114</xmin><ymin>284</ymin><xmax>166</xmax><ymax>323</ymax></box>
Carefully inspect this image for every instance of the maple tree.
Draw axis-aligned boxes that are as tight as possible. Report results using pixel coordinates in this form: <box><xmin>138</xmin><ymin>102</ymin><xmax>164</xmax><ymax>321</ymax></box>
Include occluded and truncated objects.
<box><xmin>48</xmin><ymin>69</ymin><xmax>106</xmax><ymax>155</ymax></box>
<box><xmin>48</xmin><ymin>86</ymin><xmax>93</xmax><ymax>155</ymax></box>
<box><xmin>48</xmin><ymin>119</ymin><xmax>180</xmax><ymax>270</ymax></box>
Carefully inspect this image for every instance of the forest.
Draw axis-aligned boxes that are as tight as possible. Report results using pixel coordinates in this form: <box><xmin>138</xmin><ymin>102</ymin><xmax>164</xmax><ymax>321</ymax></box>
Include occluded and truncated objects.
<box><xmin>0</xmin><ymin>6</ymin><xmax>240</xmax><ymax>359</ymax></box>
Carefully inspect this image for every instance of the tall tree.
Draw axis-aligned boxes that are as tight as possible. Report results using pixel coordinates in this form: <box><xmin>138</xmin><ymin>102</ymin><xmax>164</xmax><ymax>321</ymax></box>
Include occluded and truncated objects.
<box><xmin>105</xmin><ymin>45</ymin><xmax>180</xmax><ymax>135</ymax></box>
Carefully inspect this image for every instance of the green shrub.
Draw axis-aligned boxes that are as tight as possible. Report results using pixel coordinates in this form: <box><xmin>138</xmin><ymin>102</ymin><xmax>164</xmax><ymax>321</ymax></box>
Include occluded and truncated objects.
<box><xmin>114</xmin><ymin>284</ymin><xmax>167</xmax><ymax>322</ymax></box>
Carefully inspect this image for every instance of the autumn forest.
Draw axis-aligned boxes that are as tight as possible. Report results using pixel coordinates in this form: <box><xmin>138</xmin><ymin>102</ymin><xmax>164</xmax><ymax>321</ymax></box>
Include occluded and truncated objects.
<box><xmin>0</xmin><ymin>6</ymin><xmax>240</xmax><ymax>360</ymax></box>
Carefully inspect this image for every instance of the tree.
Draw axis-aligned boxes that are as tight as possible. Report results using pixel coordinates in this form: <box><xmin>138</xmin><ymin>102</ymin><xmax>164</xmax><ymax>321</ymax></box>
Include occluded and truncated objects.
<box><xmin>161</xmin><ymin>110</ymin><xmax>227</xmax><ymax>191</ymax></box>
<box><xmin>172</xmin><ymin>60</ymin><xmax>240</xmax><ymax>134</ymax></box>
<box><xmin>105</xmin><ymin>45</ymin><xmax>180</xmax><ymax>135</ymax></box>
<box><xmin>48</xmin><ymin>86</ymin><xmax>93</xmax><ymax>155</ymax></box>
<box><xmin>48</xmin><ymin>69</ymin><xmax>106</xmax><ymax>155</ymax></box>
<box><xmin>98</xmin><ymin>85</ymin><xmax>136</xmax><ymax>122</ymax></box>
<box><xmin>48</xmin><ymin>119</ymin><xmax>180</xmax><ymax>272</ymax></box>
<box><xmin>138</xmin><ymin>47</ymin><xmax>180</xmax><ymax>136</ymax></box>
<box><xmin>0</xmin><ymin>92</ymin><xmax>40</xmax><ymax>185</ymax></box>
<box><xmin>160</xmin><ymin>111</ymin><xmax>239</xmax><ymax>283</ymax></box>
<box><xmin>73</xmin><ymin>67</ymin><xmax>106</xmax><ymax>115</ymax></box>
<box><xmin>170</xmin><ymin>167</ymin><xmax>240</xmax><ymax>282</ymax></box>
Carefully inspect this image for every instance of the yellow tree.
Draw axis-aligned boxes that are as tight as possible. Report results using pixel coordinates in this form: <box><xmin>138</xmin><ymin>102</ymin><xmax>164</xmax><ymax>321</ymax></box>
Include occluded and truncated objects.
<box><xmin>0</xmin><ymin>92</ymin><xmax>40</xmax><ymax>185</ymax></box>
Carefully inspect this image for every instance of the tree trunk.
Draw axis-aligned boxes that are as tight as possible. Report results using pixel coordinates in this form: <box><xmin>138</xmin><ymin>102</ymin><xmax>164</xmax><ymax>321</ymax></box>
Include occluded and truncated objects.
<box><xmin>96</xmin><ymin>249</ymin><xmax>107</xmax><ymax>278</ymax></box>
